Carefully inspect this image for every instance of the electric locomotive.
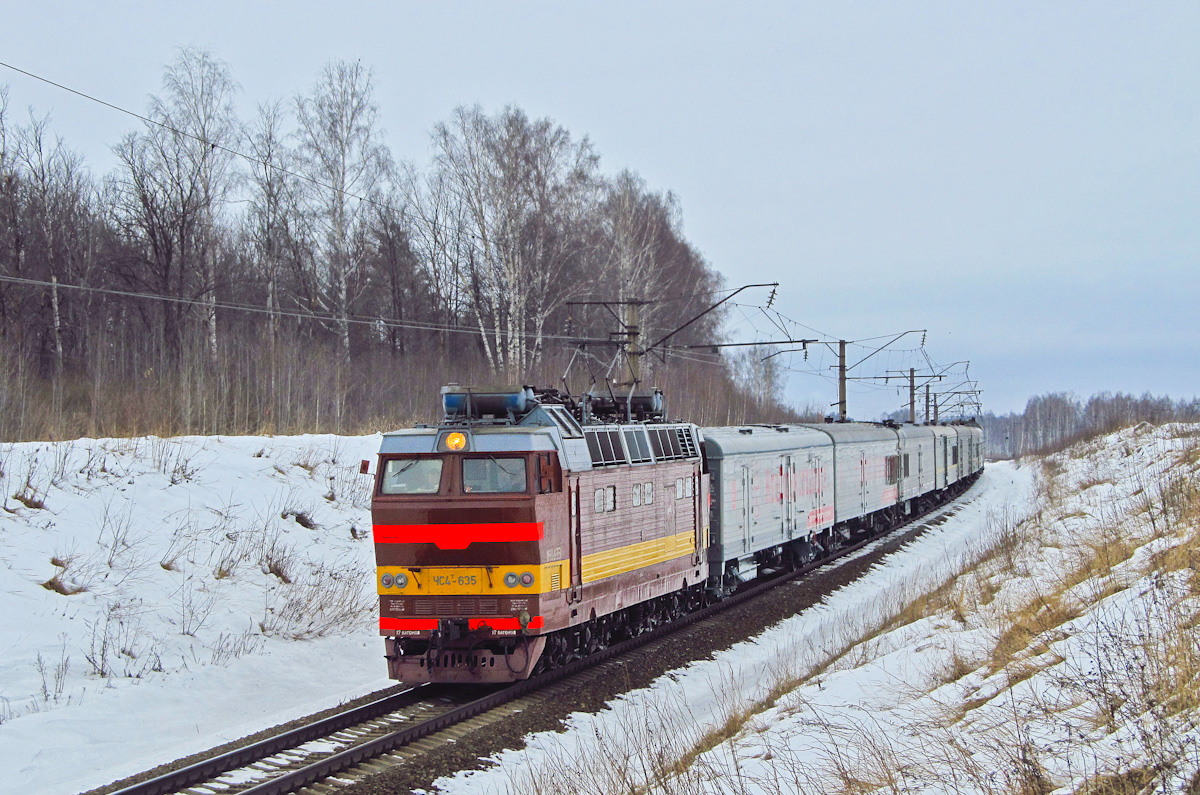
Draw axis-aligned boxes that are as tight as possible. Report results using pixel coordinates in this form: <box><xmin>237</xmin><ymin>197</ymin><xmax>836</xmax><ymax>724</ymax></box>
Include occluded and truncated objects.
<box><xmin>370</xmin><ymin>385</ymin><xmax>708</xmax><ymax>683</ymax></box>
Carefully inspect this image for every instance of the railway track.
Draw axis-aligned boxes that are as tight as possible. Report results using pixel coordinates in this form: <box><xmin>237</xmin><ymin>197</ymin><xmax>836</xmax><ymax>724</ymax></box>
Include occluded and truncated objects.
<box><xmin>100</xmin><ymin>475</ymin><xmax>979</xmax><ymax>795</ymax></box>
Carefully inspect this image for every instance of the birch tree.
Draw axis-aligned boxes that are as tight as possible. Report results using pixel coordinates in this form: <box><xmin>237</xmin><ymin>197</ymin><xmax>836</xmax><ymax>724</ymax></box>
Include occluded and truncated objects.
<box><xmin>110</xmin><ymin>47</ymin><xmax>238</xmax><ymax>365</ymax></box>
<box><xmin>154</xmin><ymin>47</ymin><xmax>239</xmax><ymax>362</ymax></box>
<box><xmin>294</xmin><ymin>60</ymin><xmax>391</xmax><ymax>356</ymax></box>
<box><xmin>432</xmin><ymin>104</ymin><xmax>598</xmax><ymax>380</ymax></box>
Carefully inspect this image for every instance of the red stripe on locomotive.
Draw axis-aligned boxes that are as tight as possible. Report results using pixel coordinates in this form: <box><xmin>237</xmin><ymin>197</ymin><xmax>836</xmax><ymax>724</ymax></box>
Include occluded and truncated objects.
<box><xmin>379</xmin><ymin>616</ymin><xmax>544</xmax><ymax>631</ymax></box>
<box><xmin>373</xmin><ymin>521</ymin><xmax>544</xmax><ymax>549</ymax></box>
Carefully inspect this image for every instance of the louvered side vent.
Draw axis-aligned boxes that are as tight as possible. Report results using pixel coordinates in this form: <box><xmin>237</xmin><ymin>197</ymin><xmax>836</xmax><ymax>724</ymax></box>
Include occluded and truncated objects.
<box><xmin>415</xmin><ymin>600</ymin><xmax>434</xmax><ymax>615</ymax></box>
<box><xmin>676</xmin><ymin>428</ymin><xmax>698</xmax><ymax>458</ymax></box>
<box><xmin>435</xmin><ymin>599</ymin><xmax>454</xmax><ymax>614</ymax></box>
<box><xmin>456</xmin><ymin>599</ymin><xmax>475</xmax><ymax>614</ymax></box>
<box><xmin>550</xmin><ymin>567</ymin><xmax>561</xmax><ymax>591</ymax></box>
<box><xmin>478</xmin><ymin>598</ymin><xmax>499</xmax><ymax>614</ymax></box>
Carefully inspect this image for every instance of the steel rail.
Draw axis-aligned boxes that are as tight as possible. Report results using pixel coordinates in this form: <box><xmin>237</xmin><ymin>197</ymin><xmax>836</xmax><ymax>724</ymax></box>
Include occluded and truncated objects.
<box><xmin>104</xmin><ymin>683</ymin><xmax>453</xmax><ymax>795</ymax></box>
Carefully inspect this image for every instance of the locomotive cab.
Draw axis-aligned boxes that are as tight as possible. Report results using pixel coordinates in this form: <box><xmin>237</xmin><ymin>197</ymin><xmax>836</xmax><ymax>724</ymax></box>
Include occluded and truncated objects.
<box><xmin>372</xmin><ymin>419</ymin><xmax>571</xmax><ymax>682</ymax></box>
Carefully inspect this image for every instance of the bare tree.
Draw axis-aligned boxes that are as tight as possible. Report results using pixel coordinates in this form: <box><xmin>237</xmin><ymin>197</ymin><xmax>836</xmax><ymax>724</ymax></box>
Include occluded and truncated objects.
<box><xmin>245</xmin><ymin>99</ymin><xmax>299</xmax><ymax>357</ymax></box>
<box><xmin>109</xmin><ymin>47</ymin><xmax>239</xmax><ymax>366</ymax></box>
<box><xmin>432</xmin><ymin>105</ymin><xmax>598</xmax><ymax>380</ymax></box>
<box><xmin>16</xmin><ymin>111</ymin><xmax>92</xmax><ymax>376</ymax></box>
<box><xmin>155</xmin><ymin>47</ymin><xmax>240</xmax><ymax>362</ymax></box>
<box><xmin>404</xmin><ymin>163</ymin><xmax>472</xmax><ymax>353</ymax></box>
<box><xmin>0</xmin><ymin>87</ymin><xmax>26</xmax><ymax>348</ymax></box>
<box><xmin>365</xmin><ymin>188</ymin><xmax>424</xmax><ymax>355</ymax></box>
<box><xmin>294</xmin><ymin>60</ymin><xmax>391</xmax><ymax>357</ymax></box>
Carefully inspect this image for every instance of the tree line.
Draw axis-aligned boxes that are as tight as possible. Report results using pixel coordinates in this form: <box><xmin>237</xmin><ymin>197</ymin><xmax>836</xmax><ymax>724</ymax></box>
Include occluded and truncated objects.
<box><xmin>979</xmin><ymin>391</ymin><xmax>1200</xmax><ymax>459</ymax></box>
<box><xmin>0</xmin><ymin>49</ymin><xmax>798</xmax><ymax>441</ymax></box>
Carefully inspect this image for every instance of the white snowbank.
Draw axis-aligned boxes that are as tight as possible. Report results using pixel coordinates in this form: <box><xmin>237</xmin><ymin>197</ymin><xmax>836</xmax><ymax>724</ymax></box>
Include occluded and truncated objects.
<box><xmin>0</xmin><ymin>434</ymin><xmax>395</xmax><ymax>795</ymax></box>
<box><xmin>432</xmin><ymin>424</ymin><xmax>1200</xmax><ymax>795</ymax></box>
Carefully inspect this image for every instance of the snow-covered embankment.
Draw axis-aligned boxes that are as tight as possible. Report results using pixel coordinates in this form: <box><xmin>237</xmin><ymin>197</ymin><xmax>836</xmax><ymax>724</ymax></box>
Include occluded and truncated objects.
<box><xmin>0</xmin><ymin>434</ymin><xmax>392</xmax><ymax>795</ymax></box>
<box><xmin>438</xmin><ymin>424</ymin><xmax>1200</xmax><ymax>795</ymax></box>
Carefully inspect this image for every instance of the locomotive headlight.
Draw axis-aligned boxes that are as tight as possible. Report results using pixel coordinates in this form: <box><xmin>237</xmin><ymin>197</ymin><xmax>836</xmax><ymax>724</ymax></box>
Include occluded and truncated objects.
<box><xmin>445</xmin><ymin>432</ymin><xmax>466</xmax><ymax>451</ymax></box>
<box><xmin>380</xmin><ymin>573</ymin><xmax>394</xmax><ymax>588</ymax></box>
<box><xmin>520</xmin><ymin>572</ymin><xmax>534</xmax><ymax>587</ymax></box>
<box><xmin>504</xmin><ymin>572</ymin><xmax>519</xmax><ymax>588</ymax></box>
<box><xmin>395</xmin><ymin>572</ymin><xmax>408</xmax><ymax>588</ymax></box>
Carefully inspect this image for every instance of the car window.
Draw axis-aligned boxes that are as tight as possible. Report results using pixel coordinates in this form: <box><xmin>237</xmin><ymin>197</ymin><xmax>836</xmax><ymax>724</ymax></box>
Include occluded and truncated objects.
<box><xmin>463</xmin><ymin>457</ymin><xmax>527</xmax><ymax>493</ymax></box>
<box><xmin>381</xmin><ymin>458</ymin><xmax>443</xmax><ymax>495</ymax></box>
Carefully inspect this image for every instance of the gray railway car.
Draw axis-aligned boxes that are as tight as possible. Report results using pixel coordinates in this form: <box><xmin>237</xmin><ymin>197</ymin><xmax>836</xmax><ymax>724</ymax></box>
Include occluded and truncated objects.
<box><xmin>701</xmin><ymin>421</ymin><xmax>983</xmax><ymax>596</ymax></box>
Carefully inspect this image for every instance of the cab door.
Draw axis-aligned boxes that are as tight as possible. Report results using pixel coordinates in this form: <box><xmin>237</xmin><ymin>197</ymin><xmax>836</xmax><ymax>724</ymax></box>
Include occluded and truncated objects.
<box><xmin>568</xmin><ymin>477</ymin><xmax>582</xmax><ymax>602</ymax></box>
<box><xmin>692</xmin><ymin>465</ymin><xmax>703</xmax><ymax>566</ymax></box>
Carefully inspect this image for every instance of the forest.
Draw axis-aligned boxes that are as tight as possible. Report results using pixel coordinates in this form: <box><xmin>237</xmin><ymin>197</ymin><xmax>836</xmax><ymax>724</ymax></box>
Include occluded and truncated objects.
<box><xmin>0</xmin><ymin>49</ymin><xmax>800</xmax><ymax>443</ymax></box>
<box><xmin>979</xmin><ymin>391</ymin><xmax>1200</xmax><ymax>458</ymax></box>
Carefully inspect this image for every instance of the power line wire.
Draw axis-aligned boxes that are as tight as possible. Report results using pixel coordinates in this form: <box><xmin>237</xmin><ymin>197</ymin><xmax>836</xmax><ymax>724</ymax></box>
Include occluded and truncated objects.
<box><xmin>0</xmin><ymin>58</ymin><xmax>385</xmax><ymax>210</ymax></box>
<box><xmin>0</xmin><ymin>273</ymin><xmax>582</xmax><ymax>342</ymax></box>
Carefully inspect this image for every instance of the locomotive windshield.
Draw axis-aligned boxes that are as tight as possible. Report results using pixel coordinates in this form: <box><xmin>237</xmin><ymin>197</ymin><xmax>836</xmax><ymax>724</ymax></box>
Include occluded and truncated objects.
<box><xmin>381</xmin><ymin>458</ymin><xmax>443</xmax><ymax>495</ymax></box>
<box><xmin>463</xmin><ymin>456</ymin><xmax>527</xmax><ymax>493</ymax></box>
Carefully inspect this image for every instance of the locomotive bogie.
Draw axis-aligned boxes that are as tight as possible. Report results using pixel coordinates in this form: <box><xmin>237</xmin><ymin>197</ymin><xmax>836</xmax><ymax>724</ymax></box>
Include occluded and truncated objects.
<box><xmin>385</xmin><ymin>635</ymin><xmax>547</xmax><ymax>683</ymax></box>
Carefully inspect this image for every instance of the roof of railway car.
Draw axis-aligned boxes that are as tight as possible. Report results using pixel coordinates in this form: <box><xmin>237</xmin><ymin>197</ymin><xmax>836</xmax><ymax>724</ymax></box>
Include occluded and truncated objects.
<box><xmin>701</xmin><ymin>424</ymin><xmax>847</xmax><ymax>457</ymax></box>
<box><xmin>799</xmin><ymin>423</ymin><xmax>901</xmax><ymax>444</ymax></box>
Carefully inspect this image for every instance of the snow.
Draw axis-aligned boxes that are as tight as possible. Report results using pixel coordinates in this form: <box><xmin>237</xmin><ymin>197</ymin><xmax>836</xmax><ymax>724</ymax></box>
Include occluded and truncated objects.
<box><xmin>5</xmin><ymin>424</ymin><xmax>1195</xmax><ymax>795</ymax></box>
<box><xmin>0</xmin><ymin>434</ymin><xmax>395</xmax><ymax>795</ymax></box>
<box><xmin>433</xmin><ymin>424</ymin><xmax>1200</xmax><ymax>795</ymax></box>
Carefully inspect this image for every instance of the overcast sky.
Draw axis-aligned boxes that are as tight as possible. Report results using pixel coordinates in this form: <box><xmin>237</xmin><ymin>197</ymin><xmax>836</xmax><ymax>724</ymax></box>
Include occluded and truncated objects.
<box><xmin>1</xmin><ymin>2</ymin><xmax>1196</xmax><ymax>416</ymax></box>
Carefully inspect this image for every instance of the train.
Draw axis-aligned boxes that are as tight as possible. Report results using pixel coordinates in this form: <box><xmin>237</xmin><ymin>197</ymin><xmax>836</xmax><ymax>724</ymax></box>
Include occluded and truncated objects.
<box><xmin>368</xmin><ymin>385</ymin><xmax>983</xmax><ymax>683</ymax></box>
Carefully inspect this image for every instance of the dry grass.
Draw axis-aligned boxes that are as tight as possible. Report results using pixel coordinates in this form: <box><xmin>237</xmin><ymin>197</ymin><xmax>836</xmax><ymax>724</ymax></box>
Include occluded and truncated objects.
<box><xmin>1070</xmin><ymin>768</ymin><xmax>1155</xmax><ymax>795</ymax></box>
<box><xmin>41</xmin><ymin>554</ymin><xmax>87</xmax><ymax>595</ymax></box>
<box><xmin>13</xmin><ymin>490</ymin><xmax>46</xmax><ymax>509</ymax></box>
<box><xmin>40</xmin><ymin>574</ymin><xmax>86</xmax><ymax>595</ymax></box>
<box><xmin>985</xmin><ymin>592</ymin><xmax>1078</xmax><ymax>675</ymax></box>
<box><xmin>1057</xmin><ymin>525</ymin><xmax>1136</xmax><ymax>594</ymax></box>
<box><xmin>884</xmin><ymin>578</ymin><xmax>970</xmax><ymax>633</ymax></box>
<box><xmin>938</xmin><ymin>648</ymin><xmax>980</xmax><ymax>685</ymax></box>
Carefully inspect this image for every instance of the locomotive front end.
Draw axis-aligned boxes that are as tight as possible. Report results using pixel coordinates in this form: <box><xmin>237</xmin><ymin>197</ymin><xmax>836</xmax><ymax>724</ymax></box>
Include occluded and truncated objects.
<box><xmin>372</xmin><ymin>412</ymin><xmax>568</xmax><ymax>683</ymax></box>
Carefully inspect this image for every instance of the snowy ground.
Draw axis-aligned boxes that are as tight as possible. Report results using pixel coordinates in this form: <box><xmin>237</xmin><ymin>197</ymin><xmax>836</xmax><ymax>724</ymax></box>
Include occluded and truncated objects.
<box><xmin>0</xmin><ymin>434</ymin><xmax>394</xmax><ymax>795</ymax></box>
<box><xmin>8</xmin><ymin>426</ymin><xmax>1187</xmax><ymax>795</ymax></box>
<box><xmin>432</xmin><ymin>424</ymin><xmax>1200</xmax><ymax>795</ymax></box>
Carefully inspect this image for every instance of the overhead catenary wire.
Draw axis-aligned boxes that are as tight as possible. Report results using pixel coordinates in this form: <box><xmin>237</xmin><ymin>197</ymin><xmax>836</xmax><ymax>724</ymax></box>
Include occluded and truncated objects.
<box><xmin>0</xmin><ymin>273</ymin><xmax>583</xmax><ymax>343</ymax></box>
<box><xmin>0</xmin><ymin>271</ymin><xmax>754</xmax><ymax>351</ymax></box>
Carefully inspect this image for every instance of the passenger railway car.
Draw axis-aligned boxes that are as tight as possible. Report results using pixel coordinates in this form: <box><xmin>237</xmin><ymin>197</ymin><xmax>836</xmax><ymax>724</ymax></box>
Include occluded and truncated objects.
<box><xmin>370</xmin><ymin>386</ymin><xmax>983</xmax><ymax>683</ymax></box>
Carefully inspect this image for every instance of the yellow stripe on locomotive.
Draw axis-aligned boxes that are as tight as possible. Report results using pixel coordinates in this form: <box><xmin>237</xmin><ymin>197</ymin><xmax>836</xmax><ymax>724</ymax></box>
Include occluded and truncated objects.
<box><xmin>579</xmin><ymin>529</ymin><xmax>697</xmax><ymax>584</ymax></box>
